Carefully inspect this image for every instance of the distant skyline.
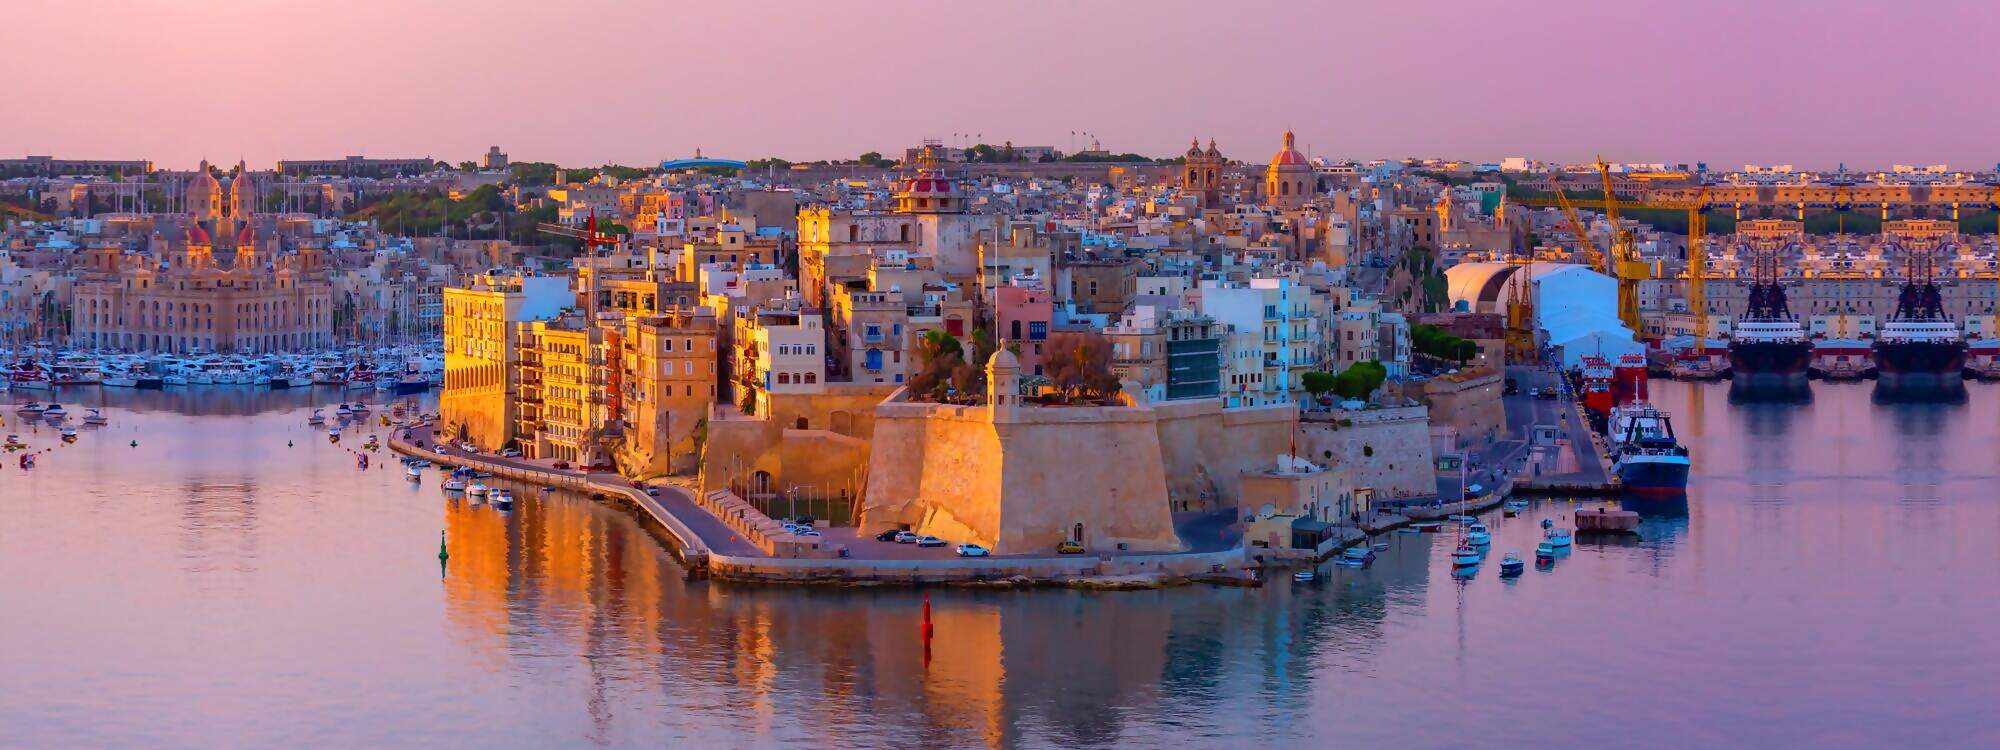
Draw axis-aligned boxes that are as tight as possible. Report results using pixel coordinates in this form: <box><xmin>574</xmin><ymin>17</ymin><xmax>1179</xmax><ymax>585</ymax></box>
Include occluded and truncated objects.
<box><xmin>5</xmin><ymin>1</ymin><xmax>2000</xmax><ymax>171</ymax></box>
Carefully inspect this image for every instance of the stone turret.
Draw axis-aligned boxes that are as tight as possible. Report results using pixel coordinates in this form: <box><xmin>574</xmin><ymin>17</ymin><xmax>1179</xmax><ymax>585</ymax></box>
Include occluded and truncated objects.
<box><xmin>986</xmin><ymin>347</ymin><xmax>1021</xmax><ymax>421</ymax></box>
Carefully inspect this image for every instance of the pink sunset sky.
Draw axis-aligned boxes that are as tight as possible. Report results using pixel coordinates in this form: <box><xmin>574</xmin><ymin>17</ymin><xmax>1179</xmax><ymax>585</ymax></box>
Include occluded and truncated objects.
<box><xmin>4</xmin><ymin>0</ymin><xmax>1997</xmax><ymax>171</ymax></box>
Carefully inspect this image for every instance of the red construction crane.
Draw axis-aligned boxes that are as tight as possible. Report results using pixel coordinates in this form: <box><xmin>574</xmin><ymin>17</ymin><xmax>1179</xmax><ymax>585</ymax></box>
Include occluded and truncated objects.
<box><xmin>536</xmin><ymin>208</ymin><xmax>623</xmax><ymax>255</ymax></box>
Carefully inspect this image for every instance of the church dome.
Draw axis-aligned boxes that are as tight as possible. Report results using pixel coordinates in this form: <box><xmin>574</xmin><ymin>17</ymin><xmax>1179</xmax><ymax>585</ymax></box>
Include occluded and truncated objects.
<box><xmin>1186</xmin><ymin>138</ymin><xmax>1203</xmax><ymax>159</ymax></box>
<box><xmin>236</xmin><ymin>224</ymin><xmax>256</xmax><ymax>246</ymax></box>
<box><xmin>1269</xmin><ymin>130</ymin><xmax>1306</xmax><ymax>168</ymax></box>
<box><xmin>186</xmin><ymin>223</ymin><xmax>211</xmax><ymax>246</ymax></box>
<box><xmin>1205</xmin><ymin>139</ymin><xmax>1222</xmax><ymax>159</ymax></box>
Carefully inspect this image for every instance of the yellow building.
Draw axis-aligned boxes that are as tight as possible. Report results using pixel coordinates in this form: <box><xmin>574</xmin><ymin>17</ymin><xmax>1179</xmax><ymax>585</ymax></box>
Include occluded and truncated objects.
<box><xmin>439</xmin><ymin>272</ymin><xmax>570</xmax><ymax>450</ymax></box>
<box><xmin>520</xmin><ymin>317</ymin><xmax>603</xmax><ymax>464</ymax></box>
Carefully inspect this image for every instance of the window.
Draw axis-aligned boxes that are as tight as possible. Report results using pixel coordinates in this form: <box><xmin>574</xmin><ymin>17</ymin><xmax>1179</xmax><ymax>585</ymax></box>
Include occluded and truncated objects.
<box><xmin>805</xmin><ymin>373</ymin><xmax>816</xmax><ymax>384</ymax></box>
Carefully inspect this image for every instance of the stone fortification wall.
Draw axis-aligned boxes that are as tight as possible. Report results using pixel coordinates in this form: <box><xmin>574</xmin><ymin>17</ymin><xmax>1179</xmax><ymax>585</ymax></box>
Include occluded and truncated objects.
<box><xmin>1299</xmin><ymin>404</ymin><xmax>1437</xmax><ymax>500</ymax></box>
<box><xmin>697</xmin><ymin>384</ymin><xmax>894</xmax><ymax>497</ymax></box>
<box><xmin>1151</xmin><ymin>400</ymin><xmax>1299</xmax><ymax>511</ymax></box>
<box><xmin>862</xmin><ymin>397</ymin><xmax>1180</xmax><ymax>554</ymax></box>
<box><xmin>1419</xmin><ymin>368</ymin><xmax>1506</xmax><ymax>449</ymax></box>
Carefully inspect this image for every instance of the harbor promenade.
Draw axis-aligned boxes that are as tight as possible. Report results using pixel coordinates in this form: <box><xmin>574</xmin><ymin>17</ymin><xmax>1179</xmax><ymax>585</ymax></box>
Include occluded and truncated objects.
<box><xmin>391</xmin><ymin>423</ymin><xmax>1256</xmax><ymax>586</ymax></box>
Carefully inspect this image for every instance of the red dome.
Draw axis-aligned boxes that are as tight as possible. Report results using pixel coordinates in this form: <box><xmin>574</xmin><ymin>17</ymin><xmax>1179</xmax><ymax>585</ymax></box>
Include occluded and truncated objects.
<box><xmin>1269</xmin><ymin>130</ymin><xmax>1307</xmax><ymax>167</ymax></box>
<box><xmin>185</xmin><ymin>223</ymin><xmax>211</xmax><ymax>245</ymax></box>
<box><xmin>237</xmin><ymin>224</ymin><xmax>256</xmax><ymax>245</ymax></box>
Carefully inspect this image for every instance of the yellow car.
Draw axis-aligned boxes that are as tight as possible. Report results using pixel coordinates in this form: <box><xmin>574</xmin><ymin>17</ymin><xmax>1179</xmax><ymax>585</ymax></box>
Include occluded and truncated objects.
<box><xmin>1056</xmin><ymin>540</ymin><xmax>1085</xmax><ymax>554</ymax></box>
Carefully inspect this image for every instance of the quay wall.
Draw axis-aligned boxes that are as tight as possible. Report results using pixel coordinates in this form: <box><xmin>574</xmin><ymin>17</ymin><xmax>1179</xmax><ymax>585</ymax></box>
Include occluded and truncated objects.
<box><xmin>707</xmin><ymin>547</ymin><xmax>1248</xmax><ymax>585</ymax></box>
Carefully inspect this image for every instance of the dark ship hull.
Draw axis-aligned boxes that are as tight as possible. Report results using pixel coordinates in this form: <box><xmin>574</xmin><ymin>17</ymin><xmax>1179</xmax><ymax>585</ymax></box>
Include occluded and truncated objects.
<box><xmin>1726</xmin><ymin>340</ymin><xmax>1812</xmax><ymax>388</ymax></box>
<box><xmin>1872</xmin><ymin>340</ymin><xmax>1967</xmax><ymax>388</ymax></box>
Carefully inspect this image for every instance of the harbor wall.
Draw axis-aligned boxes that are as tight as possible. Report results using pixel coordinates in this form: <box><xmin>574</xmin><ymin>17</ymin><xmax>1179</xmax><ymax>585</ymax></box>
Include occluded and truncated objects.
<box><xmin>1299</xmin><ymin>405</ymin><xmax>1437</xmax><ymax>500</ymax></box>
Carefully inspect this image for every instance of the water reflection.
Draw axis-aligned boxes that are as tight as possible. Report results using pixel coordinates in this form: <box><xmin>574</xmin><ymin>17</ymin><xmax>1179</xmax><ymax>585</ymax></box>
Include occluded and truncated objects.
<box><xmin>7</xmin><ymin>384</ymin><xmax>2000</xmax><ymax>747</ymax></box>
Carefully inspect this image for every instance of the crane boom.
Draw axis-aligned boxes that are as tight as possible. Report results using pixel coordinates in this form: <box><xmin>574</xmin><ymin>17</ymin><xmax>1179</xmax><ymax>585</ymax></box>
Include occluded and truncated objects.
<box><xmin>1595</xmin><ymin>156</ymin><xmax>1652</xmax><ymax>335</ymax></box>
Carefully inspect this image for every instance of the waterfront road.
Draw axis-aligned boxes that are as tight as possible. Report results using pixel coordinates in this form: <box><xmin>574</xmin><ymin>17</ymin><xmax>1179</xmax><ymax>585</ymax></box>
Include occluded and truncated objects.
<box><xmin>401</xmin><ymin>423</ymin><xmax>762</xmax><ymax>557</ymax></box>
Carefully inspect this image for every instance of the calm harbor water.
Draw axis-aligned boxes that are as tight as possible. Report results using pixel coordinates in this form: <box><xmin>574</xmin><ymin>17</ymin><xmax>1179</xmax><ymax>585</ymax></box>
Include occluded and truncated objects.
<box><xmin>3</xmin><ymin>382</ymin><xmax>1999</xmax><ymax>748</ymax></box>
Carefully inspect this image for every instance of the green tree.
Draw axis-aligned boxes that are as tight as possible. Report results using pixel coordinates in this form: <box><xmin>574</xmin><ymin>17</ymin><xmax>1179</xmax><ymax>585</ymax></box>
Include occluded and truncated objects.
<box><xmin>1332</xmin><ymin>361</ymin><xmax>1387</xmax><ymax>401</ymax></box>
<box><xmin>1301</xmin><ymin>370</ymin><xmax>1336</xmax><ymax>403</ymax></box>
<box><xmin>858</xmin><ymin>151</ymin><xmax>886</xmax><ymax>167</ymax></box>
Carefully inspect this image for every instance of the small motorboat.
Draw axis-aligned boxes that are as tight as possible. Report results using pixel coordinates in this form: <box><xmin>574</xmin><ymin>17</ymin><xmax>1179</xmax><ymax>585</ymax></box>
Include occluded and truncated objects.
<box><xmin>350</xmin><ymin>402</ymin><xmax>371</xmax><ymax>413</ymax></box>
<box><xmin>1339</xmin><ymin>546</ymin><xmax>1375</xmax><ymax>565</ymax></box>
<box><xmin>1371</xmin><ymin>542</ymin><xmax>1390</xmax><ymax>551</ymax></box>
<box><xmin>1502</xmin><ymin>506</ymin><xmax>1519</xmax><ymax>518</ymax></box>
<box><xmin>1449</xmin><ymin>514</ymin><xmax>1477</xmax><ymax>524</ymax></box>
<box><xmin>1535</xmin><ymin>542</ymin><xmax>1556</xmax><ymax>564</ymax></box>
<box><xmin>1500</xmin><ymin>552</ymin><xmax>1526</xmax><ymax>577</ymax></box>
<box><xmin>335</xmin><ymin>405</ymin><xmax>353</xmax><ymax>418</ymax></box>
<box><xmin>59</xmin><ymin>426</ymin><xmax>78</xmax><ymax>440</ymax></box>
<box><xmin>1411</xmin><ymin>521</ymin><xmax>1445</xmax><ymax>533</ymax></box>
<box><xmin>466</xmin><ymin>482</ymin><xmax>489</xmax><ymax>498</ymax></box>
<box><xmin>441</xmin><ymin>477</ymin><xmax>467</xmax><ymax>492</ymax></box>
<box><xmin>1451</xmin><ymin>541</ymin><xmax>1482</xmax><ymax>567</ymax></box>
<box><xmin>1293</xmin><ymin>568</ymin><xmax>1316</xmax><ymax>582</ymax></box>
<box><xmin>406</xmin><ymin>465</ymin><xmax>422</xmax><ymax>481</ymax></box>
<box><xmin>307</xmin><ymin>409</ymin><xmax>326</xmax><ymax>426</ymax></box>
<box><xmin>82</xmin><ymin>408</ymin><xmax>107</xmax><ymax>425</ymax></box>
<box><xmin>41</xmin><ymin>403</ymin><xmax>66</xmax><ymax>418</ymax></box>
<box><xmin>327</xmin><ymin>428</ymin><xmax>341</xmax><ymax>443</ymax></box>
<box><xmin>1504</xmin><ymin>499</ymin><xmax>1529</xmax><ymax>512</ymax></box>
<box><xmin>490</xmin><ymin>490</ymin><xmax>514</xmax><ymax>510</ymax></box>
<box><xmin>14</xmin><ymin>402</ymin><xmax>45</xmax><ymax>414</ymax></box>
<box><xmin>1467</xmin><ymin>523</ymin><xmax>1492</xmax><ymax>546</ymax></box>
<box><xmin>1546</xmin><ymin>528</ymin><xmax>1574</xmax><ymax>549</ymax></box>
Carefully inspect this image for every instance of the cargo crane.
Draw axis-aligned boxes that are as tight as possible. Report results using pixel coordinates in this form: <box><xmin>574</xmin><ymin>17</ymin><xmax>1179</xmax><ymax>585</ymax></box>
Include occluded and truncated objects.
<box><xmin>1513</xmin><ymin>172</ymin><xmax>1714</xmax><ymax>341</ymax></box>
<box><xmin>536</xmin><ymin>208</ymin><xmax>624</xmax><ymax>256</ymax></box>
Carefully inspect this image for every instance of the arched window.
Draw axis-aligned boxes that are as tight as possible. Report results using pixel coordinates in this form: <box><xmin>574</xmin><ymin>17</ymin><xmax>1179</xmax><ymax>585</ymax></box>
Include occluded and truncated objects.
<box><xmin>1280</xmin><ymin>182</ymin><xmax>1290</xmax><ymax>196</ymax></box>
<box><xmin>777</xmin><ymin>372</ymin><xmax>791</xmax><ymax>385</ymax></box>
<box><xmin>805</xmin><ymin>373</ymin><xmax>816</xmax><ymax>384</ymax></box>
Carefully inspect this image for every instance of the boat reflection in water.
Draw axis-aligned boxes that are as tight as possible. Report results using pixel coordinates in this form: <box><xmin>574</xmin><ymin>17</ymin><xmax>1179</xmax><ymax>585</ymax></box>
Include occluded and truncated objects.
<box><xmin>1728</xmin><ymin>376</ymin><xmax>1812</xmax><ymax>405</ymax></box>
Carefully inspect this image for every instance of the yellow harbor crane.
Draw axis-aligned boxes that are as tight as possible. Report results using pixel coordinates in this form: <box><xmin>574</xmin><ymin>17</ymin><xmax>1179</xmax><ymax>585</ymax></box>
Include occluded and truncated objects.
<box><xmin>1513</xmin><ymin>164</ymin><xmax>1714</xmax><ymax>340</ymax></box>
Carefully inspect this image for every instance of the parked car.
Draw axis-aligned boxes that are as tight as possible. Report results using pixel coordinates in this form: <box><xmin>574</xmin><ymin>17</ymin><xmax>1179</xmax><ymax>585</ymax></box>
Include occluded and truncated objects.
<box><xmin>629</xmin><ymin>480</ymin><xmax>646</xmax><ymax>489</ymax></box>
<box><xmin>644</xmin><ymin>487</ymin><xmax>660</xmax><ymax>496</ymax></box>
<box><xmin>498</xmin><ymin>448</ymin><xmax>522</xmax><ymax>458</ymax></box>
<box><xmin>552</xmin><ymin>461</ymin><xmax>572</xmax><ymax>470</ymax></box>
<box><xmin>955</xmin><ymin>544</ymin><xmax>991</xmax><ymax>558</ymax></box>
<box><xmin>915</xmin><ymin>535</ymin><xmax>946</xmax><ymax>548</ymax></box>
<box><xmin>893</xmin><ymin>531</ymin><xmax>920</xmax><ymax>544</ymax></box>
<box><xmin>1056</xmin><ymin>540</ymin><xmax>1085</xmax><ymax>554</ymax></box>
<box><xmin>874</xmin><ymin>529</ymin><xmax>904</xmax><ymax>542</ymax></box>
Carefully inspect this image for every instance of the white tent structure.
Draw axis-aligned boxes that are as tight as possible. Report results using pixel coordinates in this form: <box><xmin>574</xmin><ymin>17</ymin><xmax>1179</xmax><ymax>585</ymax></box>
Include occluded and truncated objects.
<box><xmin>1444</xmin><ymin>262</ymin><xmax>1640</xmax><ymax>368</ymax></box>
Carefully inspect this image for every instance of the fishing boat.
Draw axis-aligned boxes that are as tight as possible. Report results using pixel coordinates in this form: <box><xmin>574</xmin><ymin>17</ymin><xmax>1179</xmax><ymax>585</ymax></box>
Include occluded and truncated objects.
<box><xmin>1500</xmin><ymin>552</ymin><xmax>1526</xmax><ymax>577</ymax></box>
<box><xmin>466</xmin><ymin>481</ymin><xmax>489</xmax><ymax>498</ymax></box>
<box><xmin>1467</xmin><ymin>523</ymin><xmax>1492</xmax><ymax>546</ymax></box>
<box><xmin>1451</xmin><ymin>540</ymin><xmax>1482</xmax><ymax>568</ymax></box>
<box><xmin>1535</xmin><ymin>542</ymin><xmax>1556</xmax><ymax>564</ymax></box>
<box><xmin>82</xmin><ymin>408</ymin><xmax>107</xmax><ymax>425</ymax></box>
<box><xmin>441</xmin><ymin>477</ymin><xmax>466</xmax><ymax>492</ymax></box>
<box><xmin>1546</xmin><ymin>528</ymin><xmax>1573</xmax><ymax>549</ymax></box>
<box><xmin>1411</xmin><ymin>521</ymin><xmax>1444</xmax><ymax>533</ymax></box>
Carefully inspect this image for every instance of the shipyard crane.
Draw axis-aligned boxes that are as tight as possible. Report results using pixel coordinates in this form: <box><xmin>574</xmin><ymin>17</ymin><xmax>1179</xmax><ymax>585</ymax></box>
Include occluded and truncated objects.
<box><xmin>1512</xmin><ymin>174</ymin><xmax>1715</xmax><ymax>340</ymax></box>
<box><xmin>536</xmin><ymin>208</ymin><xmax>624</xmax><ymax>256</ymax></box>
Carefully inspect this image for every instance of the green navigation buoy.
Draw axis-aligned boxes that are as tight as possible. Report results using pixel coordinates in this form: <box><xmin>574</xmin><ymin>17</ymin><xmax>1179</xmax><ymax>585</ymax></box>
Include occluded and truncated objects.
<box><xmin>129</xmin><ymin>440</ymin><xmax>138</xmax><ymax>448</ymax></box>
<box><xmin>438</xmin><ymin>530</ymin><xmax>449</xmax><ymax>561</ymax></box>
<box><xmin>288</xmin><ymin>440</ymin><xmax>294</xmax><ymax>447</ymax></box>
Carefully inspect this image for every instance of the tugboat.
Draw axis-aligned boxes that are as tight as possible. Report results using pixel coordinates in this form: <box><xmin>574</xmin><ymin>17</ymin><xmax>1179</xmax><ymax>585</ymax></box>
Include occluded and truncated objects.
<box><xmin>1873</xmin><ymin>229</ymin><xmax>1967</xmax><ymax>390</ymax></box>
<box><xmin>1608</xmin><ymin>403</ymin><xmax>1691</xmax><ymax>496</ymax></box>
<box><xmin>1728</xmin><ymin>283</ymin><xmax>1813</xmax><ymax>389</ymax></box>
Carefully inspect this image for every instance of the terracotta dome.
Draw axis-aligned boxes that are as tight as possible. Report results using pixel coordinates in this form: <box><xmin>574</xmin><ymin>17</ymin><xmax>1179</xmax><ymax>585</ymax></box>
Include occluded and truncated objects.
<box><xmin>236</xmin><ymin>224</ymin><xmax>256</xmax><ymax>245</ymax></box>
<box><xmin>1270</xmin><ymin>130</ymin><xmax>1306</xmax><ymax>167</ymax></box>
<box><xmin>185</xmin><ymin>223</ymin><xmax>211</xmax><ymax>245</ymax></box>
<box><xmin>1186</xmin><ymin>137</ymin><xmax>1203</xmax><ymax>159</ymax></box>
